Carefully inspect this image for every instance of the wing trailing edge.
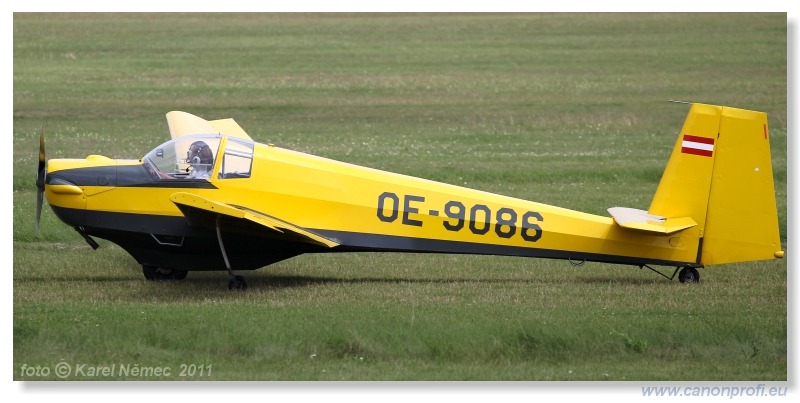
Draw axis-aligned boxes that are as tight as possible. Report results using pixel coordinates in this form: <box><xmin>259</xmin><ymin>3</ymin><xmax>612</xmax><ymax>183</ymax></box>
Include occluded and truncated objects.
<box><xmin>170</xmin><ymin>192</ymin><xmax>339</xmax><ymax>248</ymax></box>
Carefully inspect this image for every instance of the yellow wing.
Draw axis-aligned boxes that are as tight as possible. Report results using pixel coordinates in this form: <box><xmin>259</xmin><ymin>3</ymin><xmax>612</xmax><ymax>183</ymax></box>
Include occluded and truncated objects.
<box><xmin>170</xmin><ymin>192</ymin><xmax>338</xmax><ymax>248</ymax></box>
<box><xmin>166</xmin><ymin>111</ymin><xmax>253</xmax><ymax>141</ymax></box>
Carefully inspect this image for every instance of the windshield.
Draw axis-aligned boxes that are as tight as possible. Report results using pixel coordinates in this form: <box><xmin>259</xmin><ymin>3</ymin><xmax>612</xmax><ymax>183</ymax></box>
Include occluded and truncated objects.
<box><xmin>143</xmin><ymin>134</ymin><xmax>222</xmax><ymax>180</ymax></box>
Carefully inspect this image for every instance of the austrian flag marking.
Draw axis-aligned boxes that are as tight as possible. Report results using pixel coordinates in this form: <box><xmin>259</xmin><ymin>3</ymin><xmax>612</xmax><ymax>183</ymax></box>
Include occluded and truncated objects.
<box><xmin>681</xmin><ymin>134</ymin><xmax>715</xmax><ymax>157</ymax></box>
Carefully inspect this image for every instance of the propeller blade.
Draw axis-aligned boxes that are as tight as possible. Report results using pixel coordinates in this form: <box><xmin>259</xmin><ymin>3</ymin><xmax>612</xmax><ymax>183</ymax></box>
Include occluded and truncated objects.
<box><xmin>35</xmin><ymin>128</ymin><xmax>46</xmax><ymax>236</ymax></box>
<box><xmin>35</xmin><ymin>185</ymin><xmax>44</xmax><ymax>235</ymax></box>
<box><xmin>38</xmin><ymin>128</ymin><xmax>45</xmax><ymax>174</ymax></box>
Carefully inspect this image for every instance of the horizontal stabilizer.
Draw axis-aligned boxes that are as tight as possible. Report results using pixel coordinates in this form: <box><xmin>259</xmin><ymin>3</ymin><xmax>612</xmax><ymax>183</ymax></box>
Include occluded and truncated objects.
<box><xmin>170</xmin><ymin>192</ymin><xmax>338</xmax><ymax>248</ymax></box>
<box><xmin>608</xmin><ymin>207</ymin><xmax>696</xmax><ymax>234</ymax></box>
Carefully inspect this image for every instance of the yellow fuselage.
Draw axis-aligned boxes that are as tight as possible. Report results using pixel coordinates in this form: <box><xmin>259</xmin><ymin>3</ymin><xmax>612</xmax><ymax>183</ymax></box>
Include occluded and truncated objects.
<box><xmin>46</xmin><ymin>141</ymin><xmax>700</xmax><ymax>269</ymax></box>
<box><xmin>42</xmin><ymin>104</ymin><xmax>784</xmax><ymax>276</ymax></box>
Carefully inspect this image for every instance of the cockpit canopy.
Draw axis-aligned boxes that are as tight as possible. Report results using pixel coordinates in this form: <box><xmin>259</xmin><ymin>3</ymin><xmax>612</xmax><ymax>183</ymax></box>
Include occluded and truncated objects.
<box><xmin>143</xmin><ymin>134</ymin><xmax>256</xmax><ymax>181</ymax></box>
<box><xmin>143</xmin><ymin>134</ymin><xmax>222</xmax><ymax>180</ymax></box>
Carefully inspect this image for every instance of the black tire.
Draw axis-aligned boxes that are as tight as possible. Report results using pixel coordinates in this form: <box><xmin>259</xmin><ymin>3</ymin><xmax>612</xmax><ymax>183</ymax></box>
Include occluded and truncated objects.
<box><xmin>143</xmin><ymin>265</ymin><xmax>188</xmax><ymax>281</ymax></box>
<box><xmin>678</xmin><ymin>267</ymin><xmax>700</xmax><ymax>283</ymax></box>
<box><xmin>228</xmin><ymin>275</ymin><xmax>247</xmax><ymax>291</ymax></box>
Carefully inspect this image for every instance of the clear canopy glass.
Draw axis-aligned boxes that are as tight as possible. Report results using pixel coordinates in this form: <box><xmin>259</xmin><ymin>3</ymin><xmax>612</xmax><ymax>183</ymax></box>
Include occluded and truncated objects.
<box><xmin>143</xmin><ymin>134</ymin><xmax>222</xmax><ymax>180</ymax></box>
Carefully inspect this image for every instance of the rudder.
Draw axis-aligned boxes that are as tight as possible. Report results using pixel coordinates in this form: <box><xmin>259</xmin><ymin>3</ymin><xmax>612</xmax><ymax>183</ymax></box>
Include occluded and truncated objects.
<box><xmin>701</xmin><ymin>106</ymin><xmax>782</xmax><ymax>265</ymax></box>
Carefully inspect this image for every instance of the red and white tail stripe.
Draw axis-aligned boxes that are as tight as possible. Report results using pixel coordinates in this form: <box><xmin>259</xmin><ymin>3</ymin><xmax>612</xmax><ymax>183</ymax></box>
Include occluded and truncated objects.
<box><xmin>681</xmin><ymin>134</ymin><xmax>715</xmax><ymax>157</ymax></box>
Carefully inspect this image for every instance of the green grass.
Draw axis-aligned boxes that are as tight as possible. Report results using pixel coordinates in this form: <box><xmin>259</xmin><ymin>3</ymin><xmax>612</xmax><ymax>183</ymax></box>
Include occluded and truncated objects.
<box><xmin>13</xmin><ymin>13</ymin><xmax>787</xmax><ymax>381</ymax></box>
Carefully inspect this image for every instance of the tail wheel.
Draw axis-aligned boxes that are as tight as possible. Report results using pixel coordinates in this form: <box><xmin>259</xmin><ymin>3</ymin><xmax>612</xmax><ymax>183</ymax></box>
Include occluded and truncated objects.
<box><xmin>142</xmin><ymin>265</ymin><xmax>188</xmax><ymax>281</ymax></box>
<box><xmin>678</xmin><ymin>267</ymin><xmax>700</xmax><ymax>283</ymax></box>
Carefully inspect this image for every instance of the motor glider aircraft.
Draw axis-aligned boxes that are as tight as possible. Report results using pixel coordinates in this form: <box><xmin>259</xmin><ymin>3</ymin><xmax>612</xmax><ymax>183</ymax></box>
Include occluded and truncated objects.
<box><xmin>35</xmin><ymin>103</ymin><xmax>784</xmax><ymax>290</ymax></box>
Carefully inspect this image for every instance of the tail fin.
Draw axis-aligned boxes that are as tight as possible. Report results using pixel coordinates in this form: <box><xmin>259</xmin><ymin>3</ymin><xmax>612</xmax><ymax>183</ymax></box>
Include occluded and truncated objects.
<box><xmin>648</xmin><ymin>103</ymin><xmax>783</xmax><ymax>265</ymax></box>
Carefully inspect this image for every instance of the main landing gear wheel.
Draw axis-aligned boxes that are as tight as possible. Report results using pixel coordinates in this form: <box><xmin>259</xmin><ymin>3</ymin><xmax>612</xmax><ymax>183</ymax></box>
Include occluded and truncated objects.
<box><xmin>228</xmin><ymin>275</ymin><xmax>247</xmax><ymax>291</ymax></box>
<box><xmin>142</xmin><ymin>265</ymin><xmax>188</xmax><ymax>281</ymax></box>
<box><xmin>678</xmin><ymin>267</ymin><xmax>700</xmax><ymax>283</ymax></box>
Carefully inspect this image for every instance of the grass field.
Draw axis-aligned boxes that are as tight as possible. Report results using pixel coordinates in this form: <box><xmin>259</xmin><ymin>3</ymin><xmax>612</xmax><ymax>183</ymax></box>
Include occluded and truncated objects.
<box><xmin>12</xmin><ymin>13</ymin><xmax>787</xmax><ymax>382</ymax></box>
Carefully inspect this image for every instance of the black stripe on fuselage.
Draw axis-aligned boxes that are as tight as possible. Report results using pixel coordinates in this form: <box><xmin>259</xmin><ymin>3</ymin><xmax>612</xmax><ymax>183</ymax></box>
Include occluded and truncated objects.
<box><xmin>47</xmin><ymin>165</ymin><xmax>118</xmax><ymax>187</ymax></box>
<box><xmin>47</xmin><ymin>165</ymin><xmax>217</xmax><ymax>189</ymax></box>
<box><xmin>52</xmin><ymin>205</ymin><xmax>201</xmax><ymax>236</ymax></box>
<box><xmin>313</xmin><ymin>229</ymin><xmax>696</xmax><ymax>268</ymax></box>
